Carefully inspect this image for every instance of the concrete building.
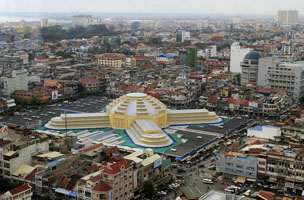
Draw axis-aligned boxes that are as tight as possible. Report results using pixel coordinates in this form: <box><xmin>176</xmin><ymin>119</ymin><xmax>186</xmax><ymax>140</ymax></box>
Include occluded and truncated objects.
<box><xmin>232</xmin><ymin>16</ymin><xmax>242</xmax><ymax>24</ymax></box>
<box><xmin>247</xmin><ymin>126</ymin><xmax>281</xmax><ymax>140</ymax></box>
<box><xmin>4</xmin><ymin>69</ymin><xmax>28</xmax><ymax>95</ymax></box>
<box><xmin>230</xmin><ymin>42</ymin><xmax>252</xmax><ymax>73</ymax></box>
<box><xmin>216</xmin><ymin>152</ymin><xmax>258</xmax><ymax>180</ymax></box>
<box><xmin>179</xmin><ymin>50</ymin><xmax>187</xmax><ymax>65</ymax></box>
<box><xmin>0</xmin><ymin>133</ymin><xmax>49</xmax><ymax>179</ymax></box>
<box><xmin>277</xmin><ymin>10</ymin><xmax>298</xmax><ymax>25</ymax></box>
<box><xmin>240</xmin><ymin>51</ymin><xmax>261</xmax><ymax>85</ymax></box>
<box><xmin>96</xmin><ymin>53</ymin><xmax>126</xmax><ymax>68</ymax></box>
<box><xmin>77</xmin><ymin>159</ymin><xmax>133</xmax><ymax>200</ymax></box>
<box><xmin>257</xmin><ymin>148</ymin><xmax>304</xmax><ymax>195</ymax></box>
<box><xmin>176</xmin><ymin>30</ymin><xmax>190</xmax><ymax>43</ymax></box>
<box><xmin>258</xmin><ymin>58</ymin><xmax>304</xmax><ymax>102</ymax></box>
<box><xmin>72</xmin><ymin>15</ymin><xmax>93</xmax><ymax>26</ymax></box>
<box><xmin>124</xmin><ymin>149</ymin><xmax>168</xmax><ymax>194</ymax></box>
<box><xmin>186</xmin><ymin>46</ymin><xmax>198</xmax><ymax>68</ymax></box>
<box><xmin>0</xmin><ymin>184</ymin><xmax>32</xmax><ymax>200</ymax></box>
<box><xmin>41</xmin><ymin>18</ymin><xmax>49</xmax><ymax>27</ymax></box>
<box><xmin>206</xmin><ymin>45</ymin><xmax>217</xmax><ymax>58</ymax></box>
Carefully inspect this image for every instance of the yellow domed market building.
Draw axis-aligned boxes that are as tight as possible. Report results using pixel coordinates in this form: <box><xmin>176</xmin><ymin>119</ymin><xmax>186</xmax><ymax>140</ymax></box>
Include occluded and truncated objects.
<box><xmin>45</xmin><ymin>93</ymin><xmax>222</xmax><ymax>147</ymax></box>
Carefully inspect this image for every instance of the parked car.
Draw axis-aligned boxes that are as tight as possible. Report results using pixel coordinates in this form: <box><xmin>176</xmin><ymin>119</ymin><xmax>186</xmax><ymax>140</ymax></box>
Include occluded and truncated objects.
<box><xmin>202</xmin><ymin>179</ymin><xmax>214</xmax><ymax>184</ymax></box>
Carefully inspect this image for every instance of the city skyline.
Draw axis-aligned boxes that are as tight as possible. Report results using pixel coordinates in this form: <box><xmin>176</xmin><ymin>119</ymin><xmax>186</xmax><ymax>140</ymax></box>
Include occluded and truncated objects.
<box><xmin>0</xmin><ymin>0</ymin><xmax>303</xmax><ymax>15</ymax></box>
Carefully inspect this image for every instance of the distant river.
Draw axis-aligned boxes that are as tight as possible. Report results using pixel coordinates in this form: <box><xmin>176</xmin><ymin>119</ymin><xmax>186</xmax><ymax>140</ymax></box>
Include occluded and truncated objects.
<box><xmin>0</xmin><ymin>15</ymin><xmax>41</xmax><ymax>22</ymax></box>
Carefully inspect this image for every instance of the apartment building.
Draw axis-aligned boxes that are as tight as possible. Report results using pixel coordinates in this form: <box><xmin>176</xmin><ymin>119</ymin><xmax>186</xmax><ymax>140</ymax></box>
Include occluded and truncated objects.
<box><xmin>230</xmin><ymin>42</ymin><xmax>252</xmax><ymax>73</ymax></box>
<box><xmin>3</xmin><ymin>69</ymin><xmax>28</xmax><ymax>95</ymax></box>
<box><xmin>0</xmin><ymin>184</ymin><xmax>32</xmax><ymax>200</ymax></box>
<box><xmin>258</xmin><ymin>58</ymin><xmax>304</xmax><ymax>102</ymax></box>
<box><xmin>0</xmin><ymin>133</ymin><xmax>49</xmax><ymax>179</ymax></box>
<box><xmin>96</xmin><ymin>53</ymin><xmax>126</xmax><ymax>68</ymax></box>
<box><xmin>124</xmin><ymin>149</ymin><xmax>166</xmax><ymax>193</ymax></box>
<box><xmin>78</xmin><ymin>77</ymin><xmax>103</xmax><ymax>93</ymax></box>
<box><xmin>216</xmin><ymin>152</ymin><xmax>258</xmax><ymax>180</ymax></box>
<box><xmin>258</xmin><ymin>149</ymin><xmax>304</xmax><ymax>195</ymax></box>
<box><xmin>240</xmin><ymin>51</ymin><xmax>261</xmax><ymax>85</ymax></box>
<box><xmin>77</xmin><ymin>159</ymin><xmax>133</xmax><ymax>200</ymax></box>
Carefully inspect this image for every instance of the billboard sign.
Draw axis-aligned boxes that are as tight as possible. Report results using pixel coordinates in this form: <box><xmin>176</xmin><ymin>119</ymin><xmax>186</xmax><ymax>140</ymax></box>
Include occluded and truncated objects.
<box><xmin>52</xmin><ymin>90</ymin><xmax>58</xmax><ymax>100</ymax></box>
<box><xmin>153</xmin><ymin>158</ymin><xmax>162</xmax><ymax>168</ymax></box>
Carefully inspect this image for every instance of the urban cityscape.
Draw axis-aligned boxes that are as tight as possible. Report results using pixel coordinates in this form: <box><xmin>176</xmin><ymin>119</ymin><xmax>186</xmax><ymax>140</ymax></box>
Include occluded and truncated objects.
<box><xmin>0</xmin><ymin>0</ymin><xmax>304</xmax><ymax>200</ymax></box>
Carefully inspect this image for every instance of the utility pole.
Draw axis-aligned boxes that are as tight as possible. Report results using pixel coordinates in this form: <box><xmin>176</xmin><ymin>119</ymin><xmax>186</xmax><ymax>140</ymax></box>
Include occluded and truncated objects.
<box><xmin>65</xmin><ymin>111</ymin><xmax>67</xmax><ymax>137</ymax></box>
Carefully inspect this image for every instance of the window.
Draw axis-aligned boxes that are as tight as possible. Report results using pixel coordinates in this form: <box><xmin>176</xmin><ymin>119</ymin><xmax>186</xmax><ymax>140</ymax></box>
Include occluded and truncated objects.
<box><xmin>236</xmin><ymin>165</ymin><xmax>243</xmax><ymax>168</ymax></box>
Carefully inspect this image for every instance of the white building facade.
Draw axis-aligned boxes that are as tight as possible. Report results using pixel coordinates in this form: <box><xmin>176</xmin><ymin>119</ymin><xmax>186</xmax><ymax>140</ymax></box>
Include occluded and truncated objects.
<box><xmin>230</xmin><ymin>42</ymin><xmax>252</xmax><ymax>73</ymax></box>
<box><xmin>258</xmin><ymin>58</ymin><xmax>304</xmax><ymax>102</ymax></box>
<box><xmin>4</xmin><ymin>69</ymin><xmax>28</xmax><ymax>95</ymax></box>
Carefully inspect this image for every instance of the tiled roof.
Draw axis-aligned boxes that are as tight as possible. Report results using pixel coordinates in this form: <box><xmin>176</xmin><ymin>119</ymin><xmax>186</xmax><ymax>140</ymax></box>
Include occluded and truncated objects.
<box><xmin>82</xmin><ymin>143</ymin><xmax>104</xmax><ymax>153</ymax></box>
<box><xmin>96</xmin><ymin>53</ymin><xmax>126</xmax><ymax>59</ymax></box>
<box><xmin>84</xmin><ymin>164</ymin><xmax>98</xmax><ymax>172</ymax></box>
<box><xmin>79</xmin><ymin>77</ymin><xmax>101</xmax><ymax>84</ymax></box>
<box><xmin>103</xmin><ymin>146</ymin><xmax>119</xmax><ymax>156</ymax></box>
<box><xmin>102</xmin><ymin>159</ymin><xmax>132</xmax><ymax>174</ymax></box>
<box><xmin>89</xmin><ymin>174</ymin><xmax>101</xmax><ymax>182</ymax></box>
<box><xmin>9</xmin><ymin>184</ymin><xmax>31</xmax><ymax>196</ymax></box>
<box><xmin>93</xmin><ymin>181</ymin><xmax>112</xmax><ymax>192</ymax></box>
<box><xmin>25</xmin><ymin>168</ymin><xmax>38</xmax><ymax>181</ymax></box>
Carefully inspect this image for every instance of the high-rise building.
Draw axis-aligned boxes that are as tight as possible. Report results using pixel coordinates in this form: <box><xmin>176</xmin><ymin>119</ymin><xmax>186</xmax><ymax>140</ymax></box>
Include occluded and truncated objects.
<box><xmin>230</xmin><ymin>42</ymin><xmax>253</xmax><ymax>73</ymax></box>
<box><xmin>277</xmin><ymin>10</ymin><xmax>298</xmax><ymax>25</ymax></box>
<box><xmin>4</xmin><ymin>69</ymin><xmax>28</xmax><ymax>95</ymax></box>
<box><xmin>176</xmin><ymin>30</ymin><xmax>191</xmax><ymax>43</ymax></box>
<box><xmin>179</xmin><ymin>50</ymin><xmax>187</xmax><ymax>65</ymax></box>
<box><xmin>258</xmin><ymin>58</ymin><xmax>304</xmax><ymax>102</ymax></box>
<box><xmin>240</xmin><ymin>51</ymin><xmax>261</xmax><ymax>85</ymax></box>
<box><xmin>286</xmin><ymin>30</ymin><xmax>295</xmax><ymax>41</ymax></box>
<box><xmin>72</xmin><ymin>15</ymin><xmax>93</xmax><ymax>26</ymax></box>
<box><xmin>232</xmin><ymin>16</ymin><xmax>242</xmax><ymax>24</ymax></box>
<box><xmin>206</xmin><ymin>45</ymin><xmax>217</xmax><ymax>58</ymax></box>
<box><xmin>186</xmin><ymin>46</ymin><xmax>198</xmax><ymax>68</ymax></box>
<box><xmin>40</xmin><ymin>18</ymin><xmax>49</xmax><ymax>27</ymax></box>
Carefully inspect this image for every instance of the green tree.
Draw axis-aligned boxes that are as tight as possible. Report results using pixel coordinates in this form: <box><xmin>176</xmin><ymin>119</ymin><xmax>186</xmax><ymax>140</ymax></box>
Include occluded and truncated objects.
<box><xmin>142</xmin><ymin>182</ymin><xmax>156</xmax><ymax>198</ymax></box>
<box><xmin>31</xmin><ymin>96</ymin><xmax>39</xmax><ymax>106</ymax></box>
<box><xmin>131</xmin><ymin>21</ymin><xmax>140</xmax><ymax>29</ymax></box>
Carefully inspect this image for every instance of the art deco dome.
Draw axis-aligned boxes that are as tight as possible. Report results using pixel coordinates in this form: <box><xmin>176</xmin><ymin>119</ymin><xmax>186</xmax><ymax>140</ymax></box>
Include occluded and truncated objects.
<box><xmin>244</xmin><ymin>51</ymin><xmax>261</xmax><ymax>60</ymax></box>
<box><xmin>106</xmin><ymin>93</ymin><xmax>168</xmax><ymax>129</ymax></box>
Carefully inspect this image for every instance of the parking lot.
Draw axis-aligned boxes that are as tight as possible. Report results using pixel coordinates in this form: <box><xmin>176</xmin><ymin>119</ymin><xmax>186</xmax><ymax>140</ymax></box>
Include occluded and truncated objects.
<box><xmin>0</xmin><ymin>96</ymin><xmax>110</xmax><ymax>128</ymax></box>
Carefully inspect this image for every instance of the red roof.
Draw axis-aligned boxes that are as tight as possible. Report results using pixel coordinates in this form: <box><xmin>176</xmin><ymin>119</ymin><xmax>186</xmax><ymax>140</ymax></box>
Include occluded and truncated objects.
<box><xmin>82</xmin><ymin>143</ymin><xmax>104</xmax><ymax>153</ymax></box>
<box><xmin>89</xmin><ymin>174</ymin><xmax>101</xmax><ymax>182</ymax></box>
<box><xmin>84</xmin><ymin>164</ymin><xmax>98</xmax><ymax>172</ymax></box>
<box><xmin>79</xmin><ymin>77</ymin><xmax>101</xmax><ymax>84</ymax></box>
<box><xmin>248</xmin><ymin>140</ymin><xmax>262</xmax><ymax>146</ymax></box>
<box><xmin>9</xmin><ymin>184</ymin><xmax>31</xmax><ymax>196</ymax></box>
<box><xmin>96</xmin><ymin>53</ymin><xmax>126</xmax><ymax>59</ymax></box>
<box><xmin>25</xmin><ymin>168</ymin><xmax>39</xmax><ymax>181</ymax></box>
<box><xmin>209</xmin><ymin>96</ymin><xmax>218</xmax><ymax>103</ymax></box>
<box><xmin>257</xmin><ymin>191</ymin><xmax>275</xmax><ymax>200</ymax></box>
<box><xmin>0</xmin><ymin>126</ymin><xmax>8</xmax><ymax>133</ymax></box>
<box><xmin>93</xmin><ymin>181</ymin><xmax>112</xmax><ymax>192</ymax></box>
<box><xmin>103</xmin><ymin>146</ymin><xmax>119</xmax><ymax>156</ymax></box>
<box><xmin>102</xmin><ymin>159</ymin><xmax>132</xmax><ymax>174</ymax></box>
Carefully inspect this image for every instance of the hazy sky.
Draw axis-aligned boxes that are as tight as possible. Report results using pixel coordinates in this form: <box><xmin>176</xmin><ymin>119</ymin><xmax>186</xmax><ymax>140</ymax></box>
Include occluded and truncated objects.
<box><xmin>0</xmin><ymin>0</ymin><xmax>303</xmax><ymax>15</ymax></box>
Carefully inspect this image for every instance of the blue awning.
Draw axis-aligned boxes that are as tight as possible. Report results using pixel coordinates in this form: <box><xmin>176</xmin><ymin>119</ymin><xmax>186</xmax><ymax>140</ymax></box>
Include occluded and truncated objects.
<box><xmin>55</xmin><ymin>188</ymin><xmax>70</xmax><ymax>195</ymax></box>
<box><xmin>69</xmin><ymin>192</ymin><xmax>77</xmax><ymax>197</ymax></box>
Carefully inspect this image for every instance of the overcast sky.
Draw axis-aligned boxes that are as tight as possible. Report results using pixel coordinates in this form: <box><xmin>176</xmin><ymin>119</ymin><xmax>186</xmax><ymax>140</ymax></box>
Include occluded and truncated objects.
<box><xmin>0</xmin><ymin>0</ymin><xmax>303</xmax><ymax>15</ymax></box>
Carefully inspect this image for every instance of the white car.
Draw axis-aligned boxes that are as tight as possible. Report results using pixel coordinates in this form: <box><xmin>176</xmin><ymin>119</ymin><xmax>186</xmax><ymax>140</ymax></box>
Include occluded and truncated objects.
<box><xmin>157</xmin><ymin>191</ymin><xmax>167</xmax><ymax>195</ymax></box>
<box><xmin>203</xmin><ymin>179</ymin><xmax>214</xmax><ymax>184</ymax></box>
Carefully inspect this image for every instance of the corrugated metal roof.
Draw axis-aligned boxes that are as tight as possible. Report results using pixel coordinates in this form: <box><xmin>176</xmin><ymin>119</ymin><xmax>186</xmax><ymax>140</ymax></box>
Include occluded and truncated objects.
<box><xmin>13</xmin><ymin>164</ymin><xmax>35</xmax><ymax>176</ymax></box>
